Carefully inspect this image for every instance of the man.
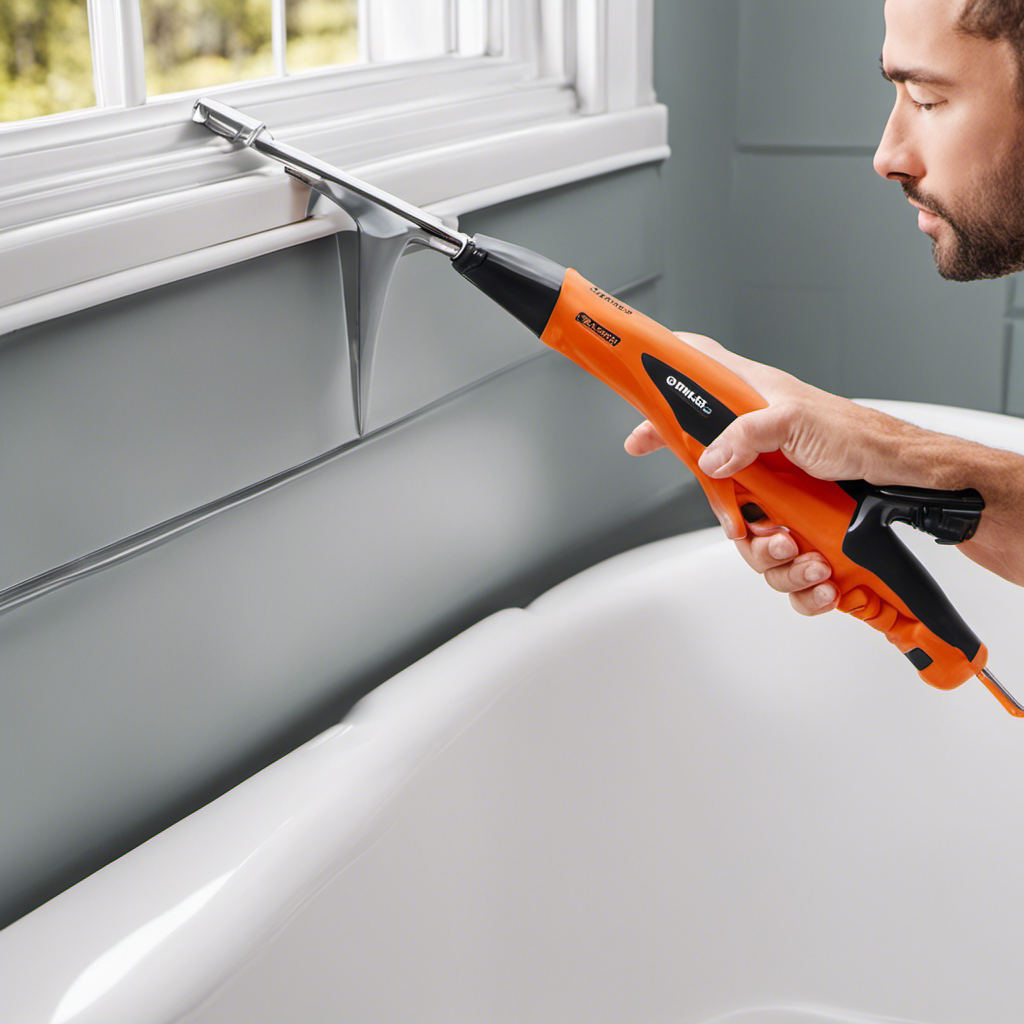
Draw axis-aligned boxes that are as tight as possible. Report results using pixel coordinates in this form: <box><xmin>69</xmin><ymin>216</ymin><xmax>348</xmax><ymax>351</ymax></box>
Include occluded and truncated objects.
<box><xmin>625</xmin><ymin>0</ymin><xmax>1024</xmax><ymax>616</ymax></box>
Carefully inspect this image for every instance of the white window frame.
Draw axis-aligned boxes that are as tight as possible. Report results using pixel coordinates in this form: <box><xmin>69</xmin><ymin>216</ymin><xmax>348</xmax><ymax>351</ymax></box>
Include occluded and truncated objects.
<box><xmin>0</xmin><ymin>0</ymin><xmax>667</xmax><ymax>335</ymax></box>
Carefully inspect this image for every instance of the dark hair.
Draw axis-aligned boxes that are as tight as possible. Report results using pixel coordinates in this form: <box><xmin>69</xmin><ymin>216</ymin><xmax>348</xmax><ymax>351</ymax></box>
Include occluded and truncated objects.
<box><xmin>957</xmin><ymin>0</ymin><xmax>1024</xmax><ymax>103</ymax></box>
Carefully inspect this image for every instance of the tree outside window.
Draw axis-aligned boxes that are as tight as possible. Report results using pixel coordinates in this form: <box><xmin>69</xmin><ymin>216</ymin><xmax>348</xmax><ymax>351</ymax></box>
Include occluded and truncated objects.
<box><xmin>0</xmin><ymin>0</ymin><xmax>95</xmax><ymax>122</ymax></box>
<box><xmin>0</xmin><ymin>0</ymin><xmax>359</xmax><ymax>123</ymax></box>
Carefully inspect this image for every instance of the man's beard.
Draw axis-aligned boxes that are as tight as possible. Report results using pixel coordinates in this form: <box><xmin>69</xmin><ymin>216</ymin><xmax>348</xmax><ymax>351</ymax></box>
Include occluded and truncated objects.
<box><xmin>904</xmin><ymin>147</ymin><xmax>1024</xmax><ymax>281</ymax></box>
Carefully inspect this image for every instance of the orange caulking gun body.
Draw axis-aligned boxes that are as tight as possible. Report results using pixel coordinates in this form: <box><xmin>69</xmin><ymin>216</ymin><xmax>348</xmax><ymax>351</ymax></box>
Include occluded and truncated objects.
<box><xmin>190</xmin><ymin>95</ymin><xmax>1021</xmax><ymax>718</ymax></box>
<box><xmin>543</xmin><ymin>268</ymin><xmax>991</xmax><ymax>698</ymax></box>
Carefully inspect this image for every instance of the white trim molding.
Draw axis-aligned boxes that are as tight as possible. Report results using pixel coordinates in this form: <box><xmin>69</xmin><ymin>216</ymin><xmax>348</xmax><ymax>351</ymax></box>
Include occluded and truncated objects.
<box><xmin>0</xmin><ymin>0</ymin><xmax>663</xmax><ymax>335</ymax></box>
<box><xmin>573</xmin><ymin>0</ymin><xmax>655</xmax><ymax>114</ymax></box>
<box><xmin>0</xmin><ymin>104</ymin><xmax>668</xmax><ymax>335</ymax></box>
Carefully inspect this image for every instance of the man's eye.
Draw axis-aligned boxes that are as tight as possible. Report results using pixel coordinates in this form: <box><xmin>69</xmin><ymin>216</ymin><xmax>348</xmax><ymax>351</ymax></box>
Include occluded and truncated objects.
<box><xmin>906</xmin><ymin>91</ymin><xmax>942</xmax><ymax>111</ymax></box>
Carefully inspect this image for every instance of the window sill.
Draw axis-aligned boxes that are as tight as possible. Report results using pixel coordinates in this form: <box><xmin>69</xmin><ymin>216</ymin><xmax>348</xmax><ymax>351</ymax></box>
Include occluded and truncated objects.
<box><xmin>0</xmin><ymin>102</ymin><xmax>668</xmax><ymax>336</ymax></box>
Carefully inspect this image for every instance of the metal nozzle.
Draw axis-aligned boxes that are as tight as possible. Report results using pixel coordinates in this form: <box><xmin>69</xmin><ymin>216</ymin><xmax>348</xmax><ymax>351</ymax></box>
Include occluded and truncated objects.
<box><xmin>978</xmin><ymin>668</ymin><xmax>1024</xmax><ymax>718</ymax></box>
<box><xmin>191</xmin><ymin>97</ymin><xmax>470</xmax><ymax>258</ymax></box>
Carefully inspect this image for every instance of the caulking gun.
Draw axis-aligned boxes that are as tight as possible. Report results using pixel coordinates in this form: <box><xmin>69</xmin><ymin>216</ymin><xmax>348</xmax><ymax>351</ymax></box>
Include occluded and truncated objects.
<box><xmin>192</xmin><ymin>96</ymin><xmax>1023</xmax><ymax>718</ymax></box>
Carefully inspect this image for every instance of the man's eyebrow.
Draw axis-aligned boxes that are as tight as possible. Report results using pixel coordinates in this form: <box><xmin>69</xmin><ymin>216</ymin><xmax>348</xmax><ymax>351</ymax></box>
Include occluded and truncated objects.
<box><xmin>878</xmin><ymin>55</ymin><xmax>956</xmax><ymax>87</ymax></box>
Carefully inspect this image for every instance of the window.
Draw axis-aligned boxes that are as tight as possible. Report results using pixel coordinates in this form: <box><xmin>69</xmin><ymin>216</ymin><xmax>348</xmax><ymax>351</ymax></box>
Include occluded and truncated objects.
<box><xmin>0</xmin><ymin>1</ymin><xmax>666</xmax><ymax>335</ymax></box>
<box><xmin>0</xmin><ymin>0</ymin><xmax>495</xmax><ymax>123</ymax></box>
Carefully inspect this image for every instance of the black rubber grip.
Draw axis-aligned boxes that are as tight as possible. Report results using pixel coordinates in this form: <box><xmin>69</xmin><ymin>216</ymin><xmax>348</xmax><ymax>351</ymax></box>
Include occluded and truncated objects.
<box><xmin>452</xmin><ymin>235</ymin><xmax>566</xmax><ymax>338</ymax></box>
<box><xmin>839</xmin><ymin>480</ymin><xmax>983</xmax><ymax>661</ymax></box>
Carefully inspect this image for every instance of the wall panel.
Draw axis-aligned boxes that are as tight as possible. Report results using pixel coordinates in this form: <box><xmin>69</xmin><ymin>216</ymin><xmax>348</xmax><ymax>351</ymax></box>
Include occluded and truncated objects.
<box><xmin>365</xmin><ymin>166</ymin><xmax>665</xmax><ymax>432</ymax></box>
<box><xmin>0</xmin><ymin>164</ymin><xmax>701</xmax><ymax>930</ymax></box>
<box><xmin>737</xmin><ymin>0</ymin><xmax>890</xmax><ymax>148</ymax></box>
<box><xmin>0</xmin><ymin>237</ymin><xmax>352</xmax><ymax>590</ymax></box>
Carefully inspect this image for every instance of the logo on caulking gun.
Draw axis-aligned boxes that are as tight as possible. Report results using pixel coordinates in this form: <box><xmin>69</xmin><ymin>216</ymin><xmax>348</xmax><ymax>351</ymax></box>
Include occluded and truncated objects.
<box><xmin>575</xmin><ymin>312</ymin><xmax>621</xmax><ymax>347</ymax></box>
<box><xmin>589</xmin><ymin>285</ymin><xmax>634</xmax><ymax>315</ymax></box>
<box><xmin>665</xmin><ymin>375</ymin><xmax>713</xmax><ymax>417</ymax></box>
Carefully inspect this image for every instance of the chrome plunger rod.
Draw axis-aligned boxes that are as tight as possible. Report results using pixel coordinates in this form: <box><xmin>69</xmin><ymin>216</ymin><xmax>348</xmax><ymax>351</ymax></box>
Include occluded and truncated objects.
<box><xmin>979</xmin><ymin>668</ymin><xmax>1024</xmax><ymax>717</ymax></box>
<box><xmin>191</xmin><ymin>97</ymin><xmax>470</xmax><ymax>258</ymax></box>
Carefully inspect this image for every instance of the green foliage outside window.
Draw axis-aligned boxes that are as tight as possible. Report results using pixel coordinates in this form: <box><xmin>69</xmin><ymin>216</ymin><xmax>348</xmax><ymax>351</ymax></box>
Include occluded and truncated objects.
<box><xmin>0</xmin><ymin>0</ymin><xmax>357</xmax><ymax>124</ymax></box>
<box><xmin>0</xmin><ymin>0</ymin><xmax>94</xmax><ymax>123</ymax></box>
<box><xmin>142</xmin><ymin>0</ymin><xmax>276</xmax><ymax>94</ymax></box>
<box><xmin>142</xmin><ymin>0</ymin><xmax>358</xmax><ymax>94</ymax></box>
<box><xmin>286</xmin><ymin>0</ymin><xmax>357</xmax><ymax>74</ymax></box>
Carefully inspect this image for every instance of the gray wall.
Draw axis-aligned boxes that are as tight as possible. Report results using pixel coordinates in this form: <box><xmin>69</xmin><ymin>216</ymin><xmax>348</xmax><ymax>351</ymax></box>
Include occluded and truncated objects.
<box><xmin>0</xmin><ymin>163</ymin><xmax>723</xmax><ymax>929</ymax></box>
<box><xmin>654</xmin><ymin>0</ymin><xmax>740</xmax><ymax>343</ymax></box>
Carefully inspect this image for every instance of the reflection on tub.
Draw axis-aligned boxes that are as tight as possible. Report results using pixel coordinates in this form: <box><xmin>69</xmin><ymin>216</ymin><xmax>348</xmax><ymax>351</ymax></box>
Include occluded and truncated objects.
<box><xmin>2</xmin><ymin>400</ymin><xmax>1024</xmax><ymax>1024</ymax></box>
<box><xmin>52</xmin><ymin>872</ymin><xmax>233</xmax><ymax>1024</ymax></box>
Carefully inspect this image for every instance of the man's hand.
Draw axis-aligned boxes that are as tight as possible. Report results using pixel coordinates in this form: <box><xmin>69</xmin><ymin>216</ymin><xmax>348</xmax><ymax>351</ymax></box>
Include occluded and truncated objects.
<box><xmin>623</xmin><ymin>331</ymin><xmax>1024</xmax><ymax>611</ymax></box>
<box><xmin>628</xmin><ymin>411</ymin><xmax>842</xmax><ymax>615</ymax></box>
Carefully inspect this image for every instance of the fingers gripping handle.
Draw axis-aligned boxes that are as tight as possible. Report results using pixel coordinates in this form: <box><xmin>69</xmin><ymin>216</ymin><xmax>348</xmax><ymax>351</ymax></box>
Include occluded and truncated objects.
<box><xmin>704</xmin><ymin>458</ymin><xmax>988</xmax><ymax>690</ymax></box>
<box><xmin>669</xmin><ymin>431</ymin><xmax>748</xmax><ymax>540</ymax></box>
<box><xmin>539</xmin><ymin>269</ymin><xmax>991</xmax><ymax>697</ymax></box>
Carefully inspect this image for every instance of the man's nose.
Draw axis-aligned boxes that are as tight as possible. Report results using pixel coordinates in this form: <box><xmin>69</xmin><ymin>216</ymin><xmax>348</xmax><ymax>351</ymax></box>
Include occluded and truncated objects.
<box><xmin>873</xmin><ymin>103</ymin><xmax>922</xmax><ymax>183</ymax></box>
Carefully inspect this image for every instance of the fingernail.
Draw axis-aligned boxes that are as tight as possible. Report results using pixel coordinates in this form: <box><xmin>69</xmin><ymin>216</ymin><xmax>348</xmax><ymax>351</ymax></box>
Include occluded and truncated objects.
<box><xmin>804</xmin><ymin>562</ymin><xmax>828</xmax><ymax>584</ymax></box>
<box><xmin>814</xmin><ymin>584</ymin><xmax>836</xmax><ymax>607</ymax></box>
<box><xmin>699</xmin><ymin>445</ymin><xmax>730</xmax><ymax>476</ymax></box>
<box><xmin>769</xmin><ymin>535</ymin><xmax>797</xmax><ymax>559</ymax></box>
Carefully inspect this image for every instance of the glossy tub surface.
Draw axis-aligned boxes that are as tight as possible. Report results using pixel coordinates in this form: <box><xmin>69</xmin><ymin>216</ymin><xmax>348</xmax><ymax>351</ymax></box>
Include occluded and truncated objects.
<box><xmin>2</xmin><ymin>400</ymin><xmax>1024</xmax><ymax>1024</ymax></box>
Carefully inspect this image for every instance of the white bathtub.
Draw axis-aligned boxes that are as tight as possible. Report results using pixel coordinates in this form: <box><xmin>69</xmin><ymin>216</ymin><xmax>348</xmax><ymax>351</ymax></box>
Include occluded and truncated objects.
<box><xmin>3</xmin><ymin>400</ymin><xmax>1024</xmax><ymax>1024</ymax></box>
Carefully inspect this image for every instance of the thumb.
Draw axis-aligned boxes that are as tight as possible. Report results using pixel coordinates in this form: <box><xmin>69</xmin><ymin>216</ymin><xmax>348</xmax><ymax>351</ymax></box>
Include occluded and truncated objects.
<box><xmin>697</xmin><ymin>405</ymin><xmax>795</xmax><ymax>478</ymax></box>
<box><xmin>623</xmin><ymin>420</ymin><xmax>667</xmax><ymax>456</ymax></box>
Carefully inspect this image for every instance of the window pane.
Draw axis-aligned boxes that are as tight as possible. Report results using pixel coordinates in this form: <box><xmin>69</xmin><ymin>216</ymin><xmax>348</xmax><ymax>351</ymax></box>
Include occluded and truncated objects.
<box><xmin>286</xmin><ymin>0</ymin><xmax>358</xmax><ymax>74</ymax></box>
<box><xmin>0</xmin><ymin>0</ymin><xmax>95</xmax><ymax>123</ymax></box>
<box><xmin>141</xmin><ymin>0</ymin><xmax>275</xmax><ymax>97</ymax></box>
<box><xmin>368</xmin><ymin>0</ymin><xmax>447</xmax><ymax>62</ymax></box>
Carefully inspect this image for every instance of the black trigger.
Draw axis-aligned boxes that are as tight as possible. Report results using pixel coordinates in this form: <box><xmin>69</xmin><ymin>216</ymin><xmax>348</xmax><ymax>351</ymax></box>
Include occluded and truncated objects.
<box><xmin>740</xmin><ymin>503</ymin><xmax>766</xmax><ymax>523</ymax></box>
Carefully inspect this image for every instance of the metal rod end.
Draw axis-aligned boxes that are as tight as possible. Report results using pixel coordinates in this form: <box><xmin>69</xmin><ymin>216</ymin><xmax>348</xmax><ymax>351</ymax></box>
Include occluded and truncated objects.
<box><xmin>192</xmin><ymin>97</ymin><xmax>271</xmax><ymax>147</ymax></box>
<box><xmin>978</xmin><ymin>668</ymin><xmax>1024</xmax><ymax>717</ymax></box>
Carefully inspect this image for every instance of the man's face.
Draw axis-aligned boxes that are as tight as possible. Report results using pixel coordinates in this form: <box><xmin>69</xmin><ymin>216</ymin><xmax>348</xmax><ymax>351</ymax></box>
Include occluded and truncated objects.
<box><xmin>874</xmin><ymin>0</ymin><xmax>1024</xmax><ymax>280</ymax></box>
